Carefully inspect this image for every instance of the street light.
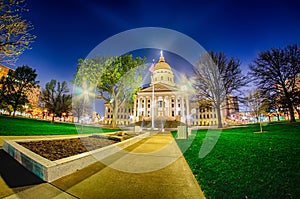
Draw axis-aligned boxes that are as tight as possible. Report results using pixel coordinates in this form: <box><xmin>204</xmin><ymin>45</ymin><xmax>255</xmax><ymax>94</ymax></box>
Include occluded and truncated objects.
<box><xmin>180</xmin><ymin>85</ymin><xmax>188</xmax><ymax>139</ymax></box>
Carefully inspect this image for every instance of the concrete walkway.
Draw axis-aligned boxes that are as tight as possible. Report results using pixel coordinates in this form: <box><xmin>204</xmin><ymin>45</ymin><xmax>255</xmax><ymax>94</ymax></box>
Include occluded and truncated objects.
<box><xmin>0</xmin><ymin>133</ymin><xmax>205</xmax><ymax>199</ymax></box>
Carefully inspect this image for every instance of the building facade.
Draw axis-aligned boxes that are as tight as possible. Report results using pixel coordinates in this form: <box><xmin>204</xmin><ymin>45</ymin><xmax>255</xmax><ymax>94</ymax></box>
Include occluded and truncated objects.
<box><xmin>104</xmin><ymin>53</ymin><xmax>238</xmax><ymax>126</ymax></box>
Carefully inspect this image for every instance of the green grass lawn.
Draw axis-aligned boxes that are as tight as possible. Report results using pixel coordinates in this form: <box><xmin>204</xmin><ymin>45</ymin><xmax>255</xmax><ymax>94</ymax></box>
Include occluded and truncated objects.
<box><xmin>173</xmin><ymin>122</ymin><xmax>300</xmax><ymax>199</ymax></box>
<box><xmin>0</xmin><ymin>115</ymin><xmax>120</xmax><ymax>135</ymax></box>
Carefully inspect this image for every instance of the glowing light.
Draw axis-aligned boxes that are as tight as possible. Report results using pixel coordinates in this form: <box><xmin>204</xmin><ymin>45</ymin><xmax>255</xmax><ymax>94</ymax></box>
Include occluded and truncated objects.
<box><xmin>160</xmin><ymin>50</ymin><xmax>163</xmax><ymax>57</ymax></box>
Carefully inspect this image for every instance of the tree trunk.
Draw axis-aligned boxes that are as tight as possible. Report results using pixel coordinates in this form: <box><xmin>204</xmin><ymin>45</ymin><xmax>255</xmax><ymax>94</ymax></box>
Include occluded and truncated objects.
<box><xmin>282</xmin><ymin>86</ymin><xmax>296</xmax><ymax>122</ymax></box>
<box><xmin>111</xmin><ymin>102</ymin><xmax>118</xmax><ymax>128</ymax></box>
<box><xmin>52</xmin><ymin>115</ymin><xmax>55</xmax><ymax>123</ymax></box>
<box><xmin>260</xmin><ymin>121</ymin><xmax>263</xmax><ymax>133</ymax></box>
<box><xmin>294</xmin><ymin>106</ymin><xmax>300</xmax><ymax>119</ymax></box>
<box><xmin>287</xmin><ymin>101</ymin><xmax>296</xmax><ymax>122</ymax></box>
<box><xmin>216</xmin><ymin>105</ymin><xmax>223</xmax><ymax>128</ymax></box>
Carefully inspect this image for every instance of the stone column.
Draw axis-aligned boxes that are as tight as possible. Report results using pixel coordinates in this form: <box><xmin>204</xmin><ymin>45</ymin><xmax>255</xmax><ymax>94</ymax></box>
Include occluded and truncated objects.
<box><xmin>154</xmin><ymin>96</ymin><xmax>157</xmax><ymax>117</ymax></box>
<box><xmin>186</xmin><ymin>96</ymin><xmax>190</xmax><ymax>125</ymax></box>
<box><xmin>175</xmin><ymin>96</ymin><xmax>178</xmax><ymax>115</ymax></box>
<box><xmin>181</xmin><ymin>96</ymin><xmax>185</xmax><ymax>123</ymax></box>
<box><xmin>137</xmin><ymin>97</ymin><xmax>140</xmax><ymax>118</ymax></box>
<box><xmin>133</xmin><ymin>97</ymin><xmax>137</xmax><ymax>121</ymax></box>
<box><xmin>162</xmin><ymin>96</ymin><xmax>165</xmax><ymax>117</ymax></box>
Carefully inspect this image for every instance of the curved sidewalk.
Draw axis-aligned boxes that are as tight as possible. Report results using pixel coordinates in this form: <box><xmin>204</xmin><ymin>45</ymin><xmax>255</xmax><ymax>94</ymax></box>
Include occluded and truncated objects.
<box><xmin>1</xmin><ymin>133</ymin><xmax>205</xmax><ymax>199</ymax></box>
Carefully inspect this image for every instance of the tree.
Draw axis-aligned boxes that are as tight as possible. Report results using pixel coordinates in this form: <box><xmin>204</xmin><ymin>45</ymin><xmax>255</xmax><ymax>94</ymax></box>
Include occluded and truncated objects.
<box><xmin>0</xmin><ymin>65</ymin><xmax>38</xmax><ymax>116</ymax></box>
<box><xmin>193</xmin><ymin>51</ymin><xmax>247</xmax><ymax>128</ymax></box>
<box><xmin>249</xmin><ymin>44</ymin><xmax>300</xmax><ymax>122</ymax></box>
<box><xmin>72</xmin><ymin>85</ymin><xmax>93</xmax><ymax>123</ymax></box>
<box><xmin>41</xmin><ymin>80</ymin><xmax>72</xmax><ymax>123</ymax></box>
<box><xmin>0</xmin><ymin>0</ymin><xmax>36</xmax><ymax>64</ymax></box>
<box><xmin>74</xmin><ymin>54</ymin><xmax>145</xmax><ymax>128</ymax></box>
<box><xmin>243</xmin><ymin>89</ymin><xmax>269</xmax><ymax>132</ymax></box>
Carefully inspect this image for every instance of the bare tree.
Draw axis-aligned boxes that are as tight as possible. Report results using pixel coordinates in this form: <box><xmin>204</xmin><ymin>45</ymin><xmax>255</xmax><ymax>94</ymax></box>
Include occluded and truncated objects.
<box><xmin>193</xmin><ymin>51</ymin><xmax>247</xmax><ymax>128</ymax></box>
<box><xmin>249</xmin><ymin>44</ymin><xmax>300</xmax><ymax>122</ymax></box>
<box><xmin>0</xmin><ymin>0</ymin><xmax>36</xmax><ymax>64</ymax></box>
<box><xmin>244</xmin><ymin>89</ymin><xmax>269</xmax><ymax>132</ymax></box>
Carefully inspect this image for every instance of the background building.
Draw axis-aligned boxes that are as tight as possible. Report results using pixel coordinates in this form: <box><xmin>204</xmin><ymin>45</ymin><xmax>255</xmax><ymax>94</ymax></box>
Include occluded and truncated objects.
<box><xmin>104</xmin><ymin>53</ymin><xmax>239</xmax><ymax>127</ymax></box>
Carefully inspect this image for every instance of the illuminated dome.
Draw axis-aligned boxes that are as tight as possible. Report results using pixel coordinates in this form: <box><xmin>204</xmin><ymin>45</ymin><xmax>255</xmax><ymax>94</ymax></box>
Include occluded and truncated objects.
<box><xmin>152</xmin><ymin>51</ymin><xmax>175</xmax><ymax>87</ymax></box>
<box><xmin>154</xmin><ymin>55</ymin><xmax>172</xmax><ymax>71</ymax></box>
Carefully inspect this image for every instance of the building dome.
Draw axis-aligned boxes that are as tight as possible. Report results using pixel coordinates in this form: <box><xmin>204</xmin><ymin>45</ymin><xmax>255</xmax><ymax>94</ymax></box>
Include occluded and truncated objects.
<box><xmin>154</xmin><ymin>55</ymin><xmax>172</xmax><ymax>71</ymax></box>
<box><xmin>152</xmin><ymin>52</ymin><xmax>175</xmax><ymax>87</ymax></box>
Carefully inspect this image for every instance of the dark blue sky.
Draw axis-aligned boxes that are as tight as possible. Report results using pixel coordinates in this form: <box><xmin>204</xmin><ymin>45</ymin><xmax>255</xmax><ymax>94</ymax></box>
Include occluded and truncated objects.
<box><xmin>14</xmin><ymin>0</ymin><xmax>300</xmax><ymax>89</ymax></box>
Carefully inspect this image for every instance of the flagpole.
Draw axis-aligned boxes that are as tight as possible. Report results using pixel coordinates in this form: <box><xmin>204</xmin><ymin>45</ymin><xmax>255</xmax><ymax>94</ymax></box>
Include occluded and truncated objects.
<box><xmin>151</xmin><ymin>60</ymin><xmax>155</xmax><ymax>130</ymax></box>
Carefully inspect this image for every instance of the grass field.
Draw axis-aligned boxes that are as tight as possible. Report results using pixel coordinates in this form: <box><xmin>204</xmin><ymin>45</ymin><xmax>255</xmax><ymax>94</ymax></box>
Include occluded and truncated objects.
<box><xmin>173</xmin><ymin>122</ymin><xmax>300</xmax><ymax>199</ymax></box>
<box><xmin>0</xmin><ymin>115</ymin><xmax>120</xmax><ymax>135</ymax></box>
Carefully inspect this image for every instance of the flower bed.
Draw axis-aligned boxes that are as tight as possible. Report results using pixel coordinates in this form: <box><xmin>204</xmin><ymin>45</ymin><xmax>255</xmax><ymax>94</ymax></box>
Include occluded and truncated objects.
<box><xmin>3</xmin><ymin>132</ymin><xmax>149</xmax><ymax>182</ymax></box>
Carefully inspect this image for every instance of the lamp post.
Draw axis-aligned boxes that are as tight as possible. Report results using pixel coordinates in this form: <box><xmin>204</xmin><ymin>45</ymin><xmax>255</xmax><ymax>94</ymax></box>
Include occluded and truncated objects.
<box><xmin>181</xmin><ymin>85</ymin><xmax>188</xmax><ymax>139</ymax></box>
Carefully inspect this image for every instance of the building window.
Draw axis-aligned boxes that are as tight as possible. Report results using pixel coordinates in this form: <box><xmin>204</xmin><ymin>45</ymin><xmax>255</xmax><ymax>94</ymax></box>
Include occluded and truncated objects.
<box><xmin>178</xmin><ymin>111</ymin><xmax>181</xmax><ymax>115</ymax></box>
<box><xmin>207</xmin><ymin>114</ymin><xmax>209</xmax><ymax>119</ymax></box>
<box><xmin>148</xmin><ymin>104</ymin><xmax>150</xmax><ymax>108</ymax></box>
<box><xmin>178</xmin><ymin>103</ymin><xmax>180</xmax><ymax>108</ymax></box>
<box><xmin>203</xmin><ymin>114</ymin><xmax>205</xmax><ymax>119</ymax></box>
<box><xmin>161</xmin><ymin>76</ymin><xmax>163</xmax><ymax>80</ymax></box>
<box><xmin>147</xmin><ymin>111</ymin><xmax>150</xmax><ymax>117</ymax></box>
<box><xmin>214</xmin><ymin>114</ymin><xmax>216</xmax><ymax>118</ymax></box>
<box><xmin>172</xmin><ymin>99</ymin><xmax>174</xmax><ymax>103</ymax></box>
<box><xmin>200</xmin><ymin>114</ymin><xmax>202</xmax><ymax>119</ymax></box>
<box><xmin>158</xmin><ymin>101</ymin><xmax>163</xmax><ymax>108</ymax></box>
<box><xmin>172</xmin><ymin>111</ymin><xmax>175</xmax><ymax>116</ymax></box>
<box><xmin>172</xmin><ymin>104</ymin><xmax>174</xmax><ymax>108</ymax></box>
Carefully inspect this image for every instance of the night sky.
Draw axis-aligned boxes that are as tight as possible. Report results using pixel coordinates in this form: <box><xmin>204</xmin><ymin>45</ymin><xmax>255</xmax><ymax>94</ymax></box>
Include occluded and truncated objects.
<box><xmin>11</xmin><ymin>0</ymin><xmax>300</xmax><ymax>114</ymax></box>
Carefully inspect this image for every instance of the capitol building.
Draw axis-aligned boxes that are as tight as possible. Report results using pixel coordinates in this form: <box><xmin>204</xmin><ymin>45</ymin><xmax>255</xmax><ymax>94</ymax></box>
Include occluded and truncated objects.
<box><xmin>104</xmin><ymin>53</ymin><xmax>239</xmax><ymax>127</ymax></box>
